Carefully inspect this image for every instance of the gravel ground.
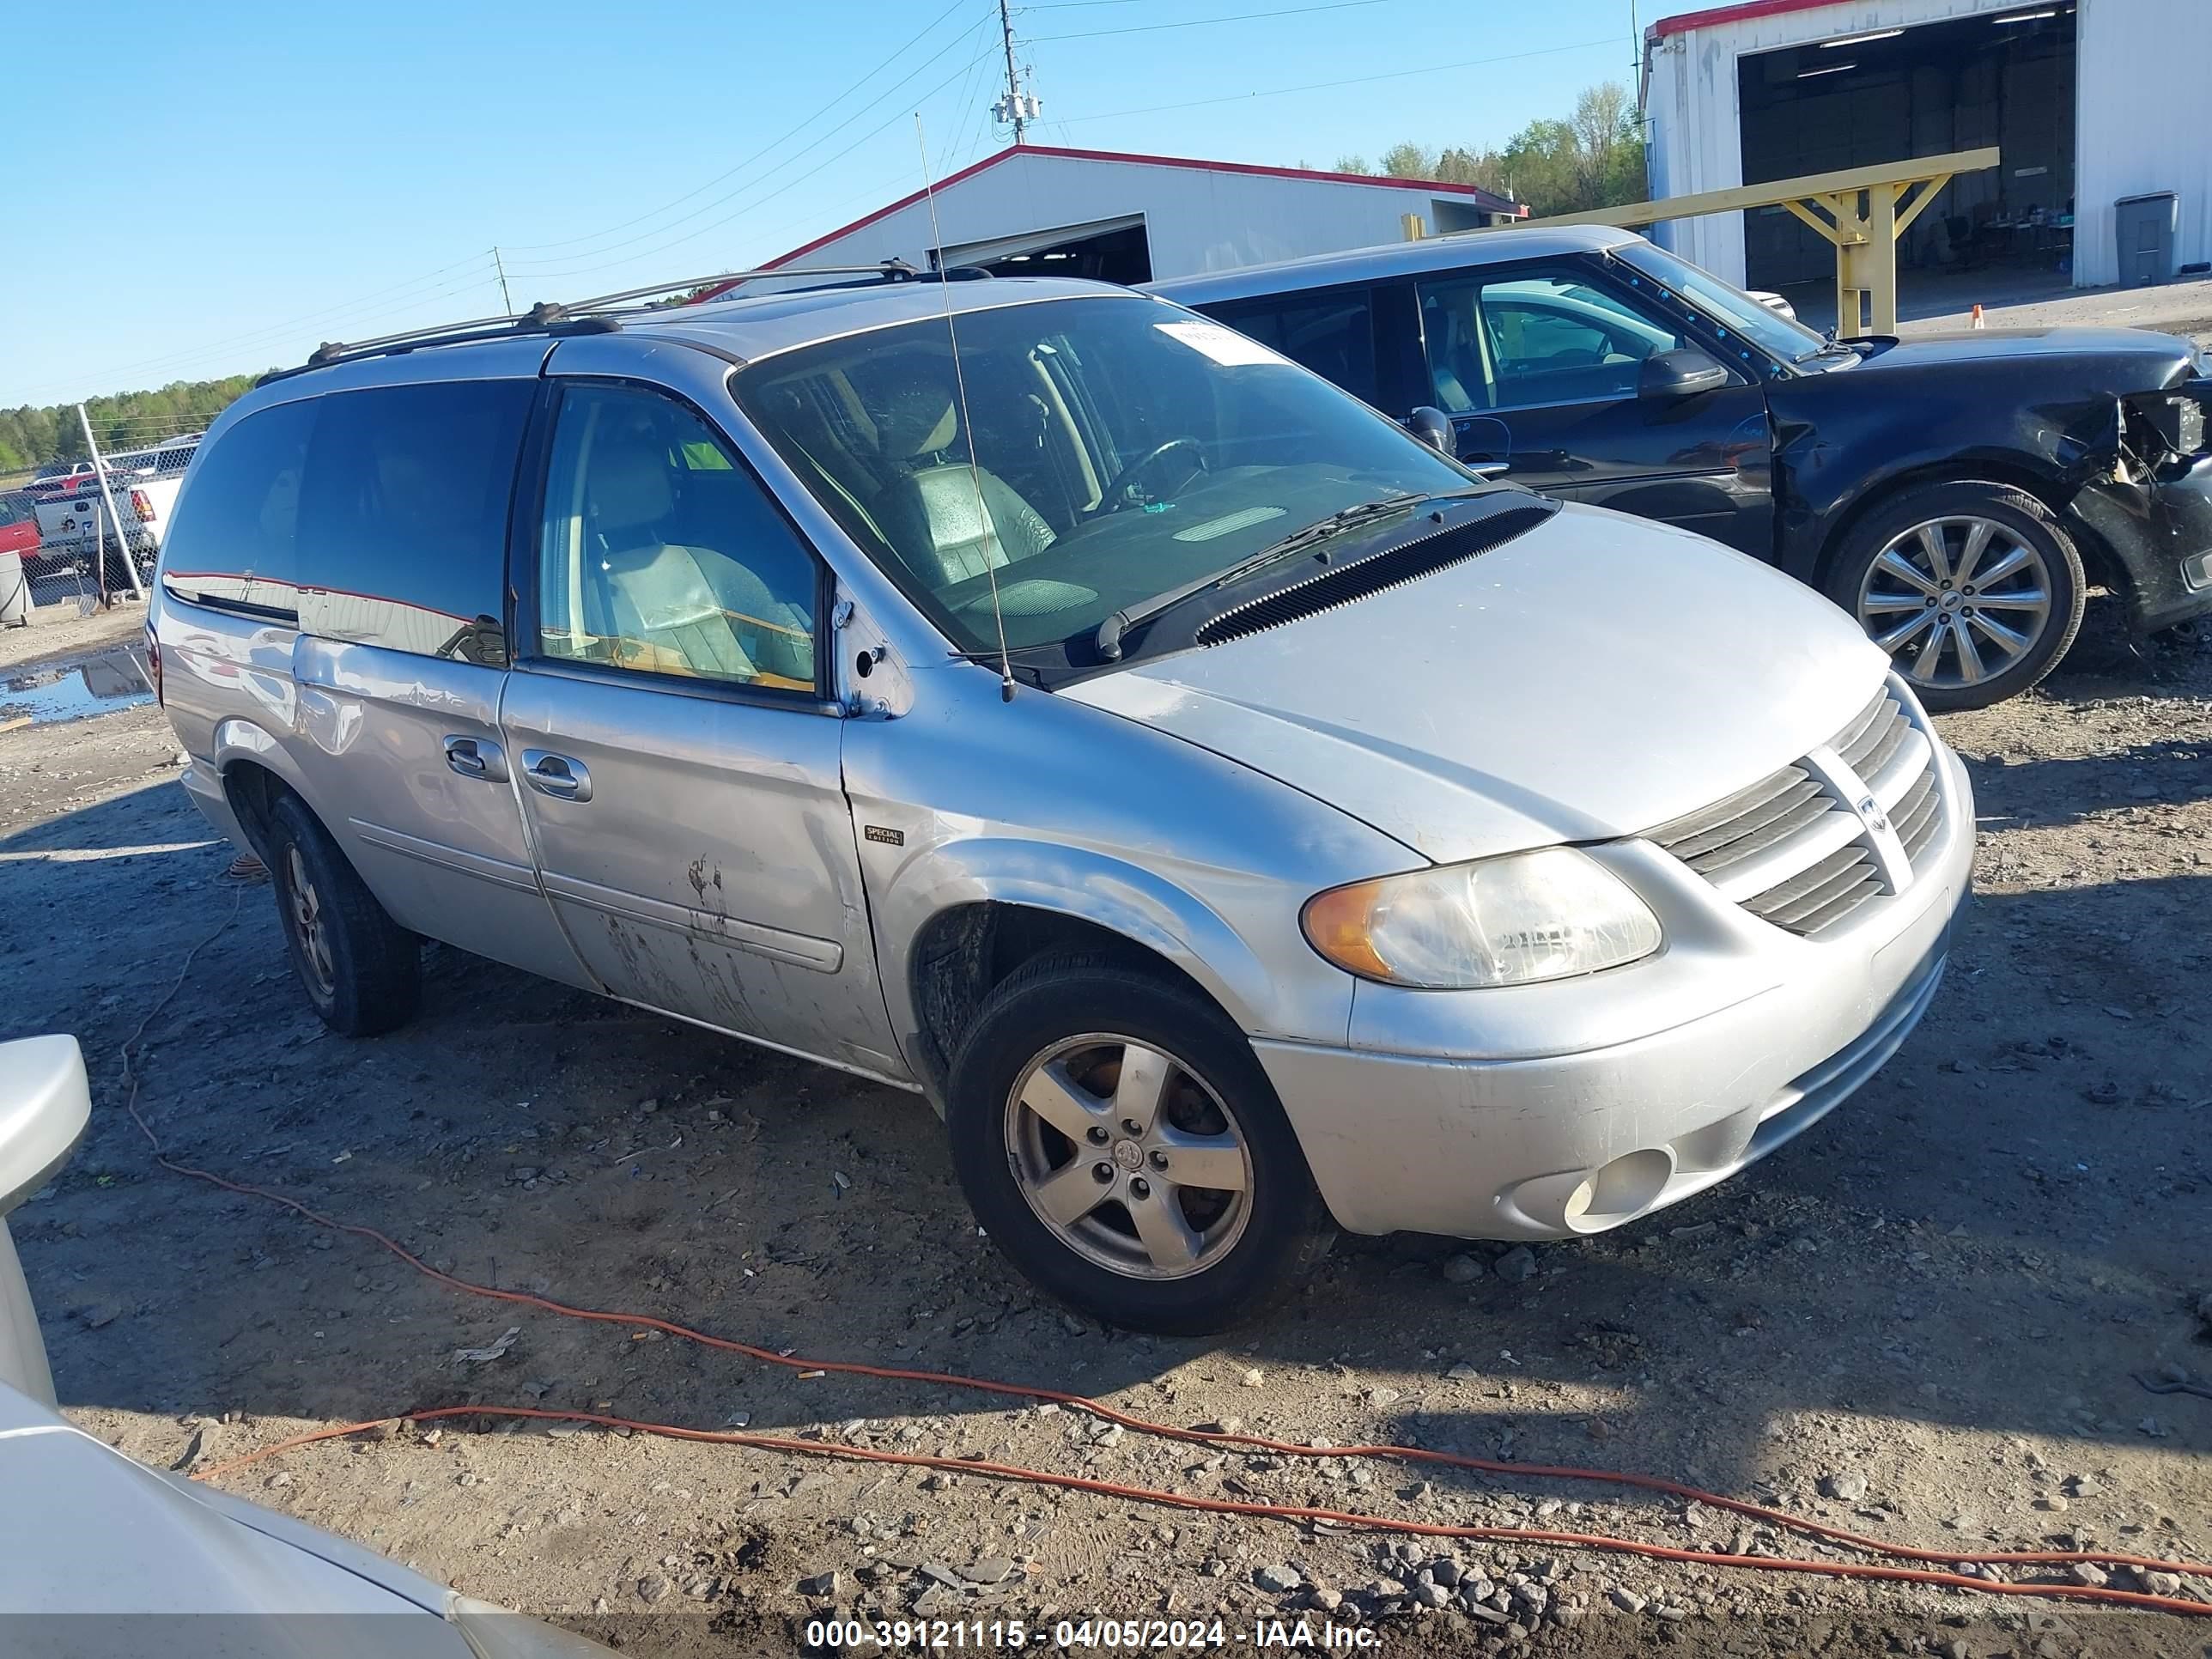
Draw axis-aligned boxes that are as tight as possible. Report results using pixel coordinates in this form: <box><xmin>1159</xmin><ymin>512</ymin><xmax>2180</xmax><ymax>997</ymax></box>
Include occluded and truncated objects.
<box><xmin>3</xmin><ymin>623</ymin><xmax>2209</xmax><ymax>1657</ymax></box>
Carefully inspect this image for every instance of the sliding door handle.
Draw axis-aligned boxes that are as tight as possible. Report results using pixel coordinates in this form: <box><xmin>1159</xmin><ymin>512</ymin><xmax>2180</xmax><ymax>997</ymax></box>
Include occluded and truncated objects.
<box><xmin>520</xmin><ymin>750</ymin><xmax>592</xmax><ymax>802</ymax></box>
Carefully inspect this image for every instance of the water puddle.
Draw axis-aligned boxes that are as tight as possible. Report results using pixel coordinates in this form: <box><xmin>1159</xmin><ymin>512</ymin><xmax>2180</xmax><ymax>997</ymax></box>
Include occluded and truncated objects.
<box><xmin>0</xmin><ymin>646</ymin><xmax>155</xmax><ymax>729</ymax></box>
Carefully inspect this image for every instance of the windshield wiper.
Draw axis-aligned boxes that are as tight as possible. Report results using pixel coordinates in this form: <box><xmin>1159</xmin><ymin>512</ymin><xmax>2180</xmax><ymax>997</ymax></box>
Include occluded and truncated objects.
<box><xmin>1794</xmin><ymin>327</ymin><xmax>1863</xmax><ymax>365</ymax></box>
<box><xmin>1093</xmin><ymin>494</ymin><xmax>1426</xmax><ymax>662</ymax></box>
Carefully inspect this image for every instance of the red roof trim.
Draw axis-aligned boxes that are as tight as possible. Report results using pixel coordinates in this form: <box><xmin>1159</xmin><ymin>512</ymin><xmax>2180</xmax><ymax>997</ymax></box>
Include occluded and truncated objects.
<box><xmin>1648</xmin><ymin>0</ymin><xmax>1849</xmax><ymax>40</ymax></box>
<box><xmin>1001</xmin><ymin>144</ymin><xmax>1522</xmax><ymax>210</ymax></box>
<box><xmin>690</xmin><ymin>144</ymin><xmax>1523</xmax><ymax>303</ymax></box>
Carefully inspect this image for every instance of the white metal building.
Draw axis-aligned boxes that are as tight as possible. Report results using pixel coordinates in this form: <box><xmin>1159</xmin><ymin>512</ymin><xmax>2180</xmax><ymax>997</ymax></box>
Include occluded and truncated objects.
<box><xmin>698</xmin><ymin>144</ymin><xmax>1524</xmax><ymax>297</ymax></box>
<box><xmin>1642</xmin><ymin>0</ymin><xmax>2211</xmax><ymax>291</ymax></box>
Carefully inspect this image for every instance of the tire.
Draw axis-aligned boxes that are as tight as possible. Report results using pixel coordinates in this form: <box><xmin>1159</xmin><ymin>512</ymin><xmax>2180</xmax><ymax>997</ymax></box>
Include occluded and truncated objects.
<box><xmin>945</xmin><ymin>952</ymin><xmax>1334</xmax><ymax>1335</ymax></box>
<box><xmin>1824</xmin><ymin>481</ymin><xmax>2085</xmax><ymax>712</ymax></box>
<box><xmin>266</xmin><ymin>793</ymin><xmax>420</xmax><ymax>1036</ymax></box>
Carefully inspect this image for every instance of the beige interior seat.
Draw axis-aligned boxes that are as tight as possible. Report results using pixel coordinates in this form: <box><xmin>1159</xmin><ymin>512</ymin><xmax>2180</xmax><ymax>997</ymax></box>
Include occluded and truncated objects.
<box><xmin>871</xmin><ymin>381</ymin><xmax>1055</xmax><ymax>589</ymax></box>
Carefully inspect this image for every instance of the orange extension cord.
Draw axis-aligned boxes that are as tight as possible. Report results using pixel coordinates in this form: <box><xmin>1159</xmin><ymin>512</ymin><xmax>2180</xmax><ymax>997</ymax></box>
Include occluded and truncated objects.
<box><xmin>115</xmin><ymin>900</ymin><xmax>2210</xmax><ymax>1620</ymax></box>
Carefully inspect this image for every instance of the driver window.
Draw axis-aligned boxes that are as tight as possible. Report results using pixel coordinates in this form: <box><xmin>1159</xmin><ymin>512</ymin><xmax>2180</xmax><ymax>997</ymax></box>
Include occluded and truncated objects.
<box><xmin>534</xmin><ymin>384</ymin><xmax>818</xmax><ymax>692</ymax></box>
<box><xmin>1418</xmin><ymin>268</ymin><xmax>1689</xmax><ymax>414</ymax></box>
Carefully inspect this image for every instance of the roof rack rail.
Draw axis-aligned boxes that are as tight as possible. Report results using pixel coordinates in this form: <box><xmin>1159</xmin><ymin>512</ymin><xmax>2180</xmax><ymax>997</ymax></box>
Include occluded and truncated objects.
<box><xmin>264</xmin><ymin>259</ymin><xmax>975</xmax><ymax>383</ymax></box>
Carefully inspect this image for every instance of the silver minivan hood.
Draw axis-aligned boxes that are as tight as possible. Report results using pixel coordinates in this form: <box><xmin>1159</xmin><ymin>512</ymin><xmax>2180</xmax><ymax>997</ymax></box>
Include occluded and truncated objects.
<box><xmin>1064</xmin><ymin>503</ymin><xmax>1890</xmax><ymax>865</ymax></box>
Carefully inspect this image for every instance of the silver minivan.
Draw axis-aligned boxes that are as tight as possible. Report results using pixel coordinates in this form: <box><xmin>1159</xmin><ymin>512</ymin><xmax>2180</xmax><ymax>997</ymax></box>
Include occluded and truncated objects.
<box><xmin>151</xmin><ymin>270</ymin><xmax>1972</xmax><ymax>1333</ymax></box>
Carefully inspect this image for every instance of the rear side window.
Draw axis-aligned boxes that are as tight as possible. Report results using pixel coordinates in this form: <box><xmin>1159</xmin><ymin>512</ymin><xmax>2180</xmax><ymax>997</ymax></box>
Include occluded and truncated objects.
<box><xmin>159</xmin><ymin>398</ymin><xmax>316</xmax><ymax>616</ymax></box>
<box><xmin>293</xmin><ymin>380</ymin><xmax>533</xmax><ymax>663</ymax></box>
<box><xmin>1205</xmin><ymin>290</ymin><xmax>1379</xmax><ymax>405</ymax></box>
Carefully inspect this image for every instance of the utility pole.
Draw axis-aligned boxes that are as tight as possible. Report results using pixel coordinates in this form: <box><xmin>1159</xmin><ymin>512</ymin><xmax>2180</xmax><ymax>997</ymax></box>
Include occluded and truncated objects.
<box><xmin>492</xmin><ymin>246</ymin><xmax>514</xmax><ymax>315</ymax></box>
<box><xmin>993</xmin><ymin>0</ymin><xmax>1039</xmax><ymax>145</ymax></box>
<box><xmin>76</xmin><ymin>404</ymin><xmax>144</xmax><ymax>603</ymax></box>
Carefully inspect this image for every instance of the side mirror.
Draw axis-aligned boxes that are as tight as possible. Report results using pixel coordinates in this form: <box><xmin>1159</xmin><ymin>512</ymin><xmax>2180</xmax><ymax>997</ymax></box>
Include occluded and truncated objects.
<box><xmin>1639</xmin><ymin>348</ymin><xmax>1730</xmax><ymax>401</ymax></box>
<box><xmin>1403</xmin><ymin>405</ymin><xmax>1456</xmax><ymax>455</ymax></box>
<box><xmin>0</xmin><ymin>1036</ymin><xmax>88</xmax><ymax>1215</ymax></box>
<box><xmin>0</xmin><ymin>1036</ymin><xmax>89</xmax><ymax>1408</ymax></box>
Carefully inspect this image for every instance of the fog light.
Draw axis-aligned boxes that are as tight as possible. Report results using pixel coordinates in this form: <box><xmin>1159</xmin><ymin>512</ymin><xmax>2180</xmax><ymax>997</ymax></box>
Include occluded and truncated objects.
<box><xmin>2182</xmin><ymin>550</ymin><xmax>2212</xmax><ymax>592</ymax></box>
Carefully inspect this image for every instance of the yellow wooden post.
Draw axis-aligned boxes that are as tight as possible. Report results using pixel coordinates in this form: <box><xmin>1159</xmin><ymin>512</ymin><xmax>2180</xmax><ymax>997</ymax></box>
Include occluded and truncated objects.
<box><xmin>1401</xmin><ymin>212</ymin><xmax>1427</xmax><ymax>242</ymax></box>
<box><xmin>1468</xmin><ymin>148</ymin><xmax>1999</xmax><ymax>338</ymax></box>
<box><xmin>1867</xmin><ymin>183</ymin><xmax>1900</xmax><ymax>333</ymax></box>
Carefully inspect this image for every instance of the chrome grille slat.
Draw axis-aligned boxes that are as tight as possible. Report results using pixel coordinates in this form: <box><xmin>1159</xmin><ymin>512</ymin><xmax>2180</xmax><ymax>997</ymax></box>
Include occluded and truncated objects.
<box><xmin>1832</xmin><ymin>695</ymin><xmax>1893</xmax><ymax>767</ymax></box>
<box><xmin>1796</xmin><ymin>878</ymin><xmax>1888</xmax><ymax>935</ymax></box>
<box><xmin>1893</xmin><ymin>771</ymin><xmax>1942</xmax><ymax>862</ymax></box>
<box><xmin>1863</xmin><ymin>726</ymin><xmax>1932</xmax><ymax>807</ymax></box>
<box><xmin>1644</xmin><ymin>681</ymin><xmax>1948</xmax><ymax>939</ymax></box>
<box><xmin>1743</xmin><ymin>843</ymin><xmax>1876</xmax><ymax>924</ymax></box>
<box><xmin>1680</xmin><ymin>785</ymin><xmax>1831</xmax><ymax>870</ymax></box>
<box><xmin>1650</xmin><ymin>763</ymin><xmax>1807</xmax><ymax>849</ymax></box>
<box><xmin>1706</xmin><ymin>803</ymin><xmax>1869</xmax><ymax>902</ymax></box>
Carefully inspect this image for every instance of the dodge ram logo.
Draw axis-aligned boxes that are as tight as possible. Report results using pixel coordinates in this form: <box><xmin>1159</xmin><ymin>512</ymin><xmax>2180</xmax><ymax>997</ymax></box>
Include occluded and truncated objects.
<box><xmin>1856</xmin><ymin>794</ymin><xmax>1888</xmax><ymax>836</ymax></box>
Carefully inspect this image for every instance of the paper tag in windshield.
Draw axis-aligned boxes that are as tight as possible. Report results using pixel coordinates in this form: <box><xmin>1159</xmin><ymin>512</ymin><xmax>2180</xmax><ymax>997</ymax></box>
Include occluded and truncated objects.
<box><xmin>1154</xmin><ymin>320</ymin><xmax>1291</xmax><ymax>368</ymax></box>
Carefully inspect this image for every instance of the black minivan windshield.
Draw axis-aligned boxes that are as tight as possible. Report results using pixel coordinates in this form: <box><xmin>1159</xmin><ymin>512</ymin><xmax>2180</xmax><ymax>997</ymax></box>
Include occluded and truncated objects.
<box><xmin>731</xmin><ymin>295</ymin><xmax>1481</xmax><ymax>656</ymax></box>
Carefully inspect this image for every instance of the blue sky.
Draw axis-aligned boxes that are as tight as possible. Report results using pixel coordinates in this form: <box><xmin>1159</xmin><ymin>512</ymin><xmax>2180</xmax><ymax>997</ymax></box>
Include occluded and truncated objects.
<box><xmin>1</xmin><ymin>0</ymin><xmax>1642</xmax><ymax>407</ymax></box>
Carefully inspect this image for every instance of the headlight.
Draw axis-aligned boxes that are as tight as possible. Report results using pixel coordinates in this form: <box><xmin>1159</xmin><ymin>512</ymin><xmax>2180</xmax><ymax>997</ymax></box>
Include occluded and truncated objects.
<box><xmin>1302</xmin><ymin>846</ymin><xmax>1662</xmax><ymax>988</ymax></box>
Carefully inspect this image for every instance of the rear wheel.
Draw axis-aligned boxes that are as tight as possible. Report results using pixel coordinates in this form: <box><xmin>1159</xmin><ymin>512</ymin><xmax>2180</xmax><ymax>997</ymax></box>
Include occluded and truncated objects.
<box><xmin>1826</xmin><ymin>482</ymin><xmax>2084</xmax><ymax>712</ymax></box>
<box><xmin>946</xmin><ymin>954</ymin><xmax>1332</xmax><ymax>1334</ymax></box>
<box><xmin>267</xmin><ymin>793</ymin><xmax>420</xmax><ymax>1036</ymax></box>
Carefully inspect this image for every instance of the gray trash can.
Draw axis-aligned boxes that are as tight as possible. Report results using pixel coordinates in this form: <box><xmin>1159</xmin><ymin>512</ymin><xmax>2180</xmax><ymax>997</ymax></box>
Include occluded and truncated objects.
<box><xmin>0</xmin><ymin>549</ymin><xmax>28</xmax><ymax>628</ymax></box>
<box><xmin>2115</xmin><ymin>191</ymin><xmax>2178</xmax><ymax>286</ymax></box>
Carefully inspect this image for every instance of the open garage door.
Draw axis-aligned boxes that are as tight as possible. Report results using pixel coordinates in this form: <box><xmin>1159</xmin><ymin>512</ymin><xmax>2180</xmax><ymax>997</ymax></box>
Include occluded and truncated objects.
<box><xmin>1738</xmin><ymin>6</ymin><xmax>2077</xmax><ymax>316</ymax></box>
<box><xmin>939</xmin><ymin>214</ymin><xmax>1152</xmax><ymax>283</ymax></box>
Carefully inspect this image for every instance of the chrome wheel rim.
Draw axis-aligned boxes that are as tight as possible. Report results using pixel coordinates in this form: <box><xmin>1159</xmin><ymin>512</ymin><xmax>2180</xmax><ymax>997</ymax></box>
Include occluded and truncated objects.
<box><xmin>1856</xmin><ymin>515</ymin><xmax>2051</xmax><ymax>691</ymax></box>
<box><xmin>284</xmin><ymin>845</ymin><xmax>336</xmax><ymax>998</ymax></box>
<box><xmin>1005</xmin><ymin>1033</ymin><xmax>1254</xmax><ymax>1282</ymax></box>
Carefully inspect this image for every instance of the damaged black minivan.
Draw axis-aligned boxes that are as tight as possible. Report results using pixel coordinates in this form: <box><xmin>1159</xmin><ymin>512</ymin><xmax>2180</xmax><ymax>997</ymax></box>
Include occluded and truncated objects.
<box><xmin>1155</xmin><ymin>226</ymin><xmax>2212</xmax><ymax>710</ymax></box>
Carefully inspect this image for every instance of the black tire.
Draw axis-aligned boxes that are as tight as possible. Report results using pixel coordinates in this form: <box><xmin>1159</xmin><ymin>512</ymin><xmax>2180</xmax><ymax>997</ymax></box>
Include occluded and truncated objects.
<box><xmin>266</xmin><ymin>793</ymin><xmax>420</xmax><ymax>1036</ymax></box>
<box><xmin>1824</xmin><ymin>481</ymin><xmax>2085</xmax><ymax>712</ymax></box>
<box><xmin>946</xmin><ymin>952</ymin><xmax>1334</xmax><ymax>1335</ymax></box>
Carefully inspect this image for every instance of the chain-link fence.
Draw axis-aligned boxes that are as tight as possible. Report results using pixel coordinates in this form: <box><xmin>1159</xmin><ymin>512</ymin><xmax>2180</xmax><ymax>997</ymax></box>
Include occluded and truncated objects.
<box><xmin>3</xmin><ymin>419</ymin><xmax>200</xmax><ymax>615</ymax></box>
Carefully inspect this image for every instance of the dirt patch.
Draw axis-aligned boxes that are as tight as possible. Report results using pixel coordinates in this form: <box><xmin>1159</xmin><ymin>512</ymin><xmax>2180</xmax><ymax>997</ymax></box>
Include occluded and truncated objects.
<box><xmin>3</xmin><ymin>632</ymin><xmax>2208</xmax><ymax>1658</ymax></box>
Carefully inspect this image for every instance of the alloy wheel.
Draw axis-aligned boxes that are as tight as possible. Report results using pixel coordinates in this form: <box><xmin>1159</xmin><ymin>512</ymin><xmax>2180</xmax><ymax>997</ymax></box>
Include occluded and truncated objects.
<box><xmin>284</xmin><ymin>844</ymin><xmax>336</xmax><ymax>998</ymax></box>
<box><xmin>1004</xmin><ymin>1034</ymin><xmax>1254</xmax><ymax>1281</ymax></box>
<box><xmin>1856</xmin><ymin>515</ymin><xmax>2051</xmax><ymax>691</ymax></box>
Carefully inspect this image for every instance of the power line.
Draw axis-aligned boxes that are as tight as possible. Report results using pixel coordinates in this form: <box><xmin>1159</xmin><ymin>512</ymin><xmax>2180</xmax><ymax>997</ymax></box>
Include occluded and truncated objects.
<box><xmin>1030</xmin><ymin>0</ymin><xmax>1399</xmax><ymax>42</ymax></box>
<box><xmin>512</xmin><ymin>38</ymin><xmax>1004</xmax><ymax>284</ymax></box>
<box><xmin>501</xmin><ymin>1</ymin><xmax>988</xmax><ymax>269</ymax></box>
<box><xmin>1054</xmin><ymin>35</ymin><xmax>1619</xmax><ymax>125</ymax></box>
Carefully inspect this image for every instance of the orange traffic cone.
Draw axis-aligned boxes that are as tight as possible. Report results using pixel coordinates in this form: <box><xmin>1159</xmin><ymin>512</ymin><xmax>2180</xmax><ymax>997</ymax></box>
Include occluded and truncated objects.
<box><xmin>1970</xmin><ymin>303</ymin><xmax>1985</xmax><ymax>329</ymax></box>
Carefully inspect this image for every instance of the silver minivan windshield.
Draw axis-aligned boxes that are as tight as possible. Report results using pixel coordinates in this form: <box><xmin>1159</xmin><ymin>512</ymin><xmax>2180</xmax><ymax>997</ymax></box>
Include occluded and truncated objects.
<box><xmin>730</xmin><ymin>294</ymin><xmax>1480</xmax><ymax>655</ymax></box>
<box><xmin>1613</xmin><ymin>241</ymin><xmax>1829</xmax><ymax>365</ymax></box>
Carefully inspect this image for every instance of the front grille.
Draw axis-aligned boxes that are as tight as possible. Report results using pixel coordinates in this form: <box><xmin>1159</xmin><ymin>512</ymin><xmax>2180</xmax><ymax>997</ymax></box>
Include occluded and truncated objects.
<box><xmin>1646</xmin><ymin>681</ymin><xmax>1948</xmax><ymax>938</ymax></box>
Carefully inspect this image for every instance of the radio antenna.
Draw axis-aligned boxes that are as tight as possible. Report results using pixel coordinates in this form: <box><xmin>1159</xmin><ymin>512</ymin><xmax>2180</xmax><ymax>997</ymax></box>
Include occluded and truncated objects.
<box><xmin>914</xmin><ymin>113</ymin><xmax>1016</xmax><ymax>703</ymax></box>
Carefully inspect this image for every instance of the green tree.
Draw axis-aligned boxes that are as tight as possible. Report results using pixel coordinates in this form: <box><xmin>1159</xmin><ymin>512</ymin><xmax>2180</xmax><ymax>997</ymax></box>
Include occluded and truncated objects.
<box><xmin>1322</xmin><ymin>81</ymin><xmax>1646</xmax><ymax>217</ymax></box>
<box><xmin>0</xmin><ymin>374</ymin><xmax>265</xmax><ymax>479</ymax></box>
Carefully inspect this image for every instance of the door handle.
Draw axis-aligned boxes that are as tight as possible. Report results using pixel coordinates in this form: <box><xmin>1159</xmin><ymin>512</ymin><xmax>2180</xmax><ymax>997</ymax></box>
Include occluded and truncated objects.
<box><xmin>441</xmin><ymin>735</ymin><xmax>508</xmax><ymax>783</ymax></box>
<box><xmin>520</xmin><ymin>750</ymin><xmax>592</xmax><ymax>802</ymax></box>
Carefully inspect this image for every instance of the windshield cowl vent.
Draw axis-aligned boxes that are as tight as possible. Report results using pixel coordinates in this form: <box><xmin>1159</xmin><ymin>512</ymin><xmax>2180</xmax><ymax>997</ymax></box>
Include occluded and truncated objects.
<box><xmin>1194</xmin><ymin>501</ymin><xmax>1557</xmax><ymax>647</ymax></box>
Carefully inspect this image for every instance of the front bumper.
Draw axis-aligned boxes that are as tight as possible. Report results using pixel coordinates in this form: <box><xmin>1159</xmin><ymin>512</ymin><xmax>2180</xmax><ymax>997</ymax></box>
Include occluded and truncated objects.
<box><xmin>2070</xmin><ymin>453</ymin><xmax>2212</xmax><ymax>634</ymax></box>
<box><xmin>1254</xmin><ymin>739</ymin><xmax>1973</xmax><ymax>1241</ymax></box>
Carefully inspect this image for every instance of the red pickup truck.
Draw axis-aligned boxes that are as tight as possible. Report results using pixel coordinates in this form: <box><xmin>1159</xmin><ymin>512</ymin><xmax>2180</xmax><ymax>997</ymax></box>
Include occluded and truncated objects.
<box><xmin>0</xmin><ymin>491</ymin><xmax>40</xmax><ymax>561</ymax></box>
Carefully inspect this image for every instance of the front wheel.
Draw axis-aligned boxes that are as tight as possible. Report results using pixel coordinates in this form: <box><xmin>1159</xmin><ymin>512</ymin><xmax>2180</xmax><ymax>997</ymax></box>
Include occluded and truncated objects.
<box><xmin>1825</xmin><ymin>482</ymin><xmax>2085</xmax><ymax>712</ymax></box>
<box><xmin>945</xmin><ymin>954</ymin><xmax>1333</xmax><ymax>1335</ymax></box>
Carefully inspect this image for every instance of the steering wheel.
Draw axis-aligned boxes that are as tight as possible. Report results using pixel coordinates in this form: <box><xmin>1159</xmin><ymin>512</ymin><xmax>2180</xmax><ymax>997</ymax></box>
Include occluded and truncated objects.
<box><xmin>1091</xmin><ymin>437</ymin><xmax>1207</xmax><ymax>516</ymax></box>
